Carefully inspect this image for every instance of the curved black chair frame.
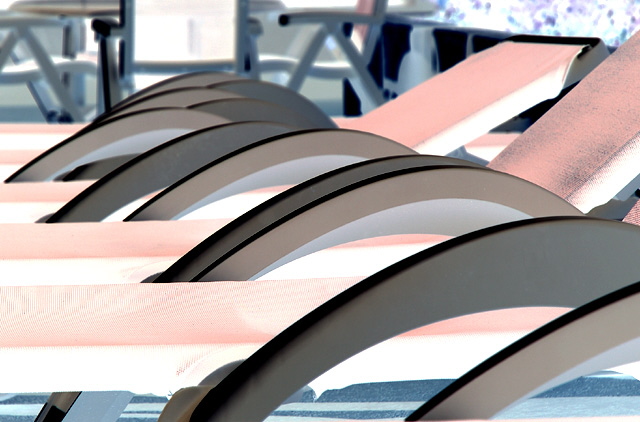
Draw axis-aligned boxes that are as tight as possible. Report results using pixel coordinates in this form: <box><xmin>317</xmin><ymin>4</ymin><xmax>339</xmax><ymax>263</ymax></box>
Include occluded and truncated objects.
<box><xmin>185</xmin><ymin>217</ymin><xmax>640</xmax><ymax>421</ymax></box>
<box><xmin>412</xmin><ymin>277</ymin><xmax>640</xmax><ymax>420</ymax></box>
<box><xmin>187</xmin><ymin>98</ymin><xmax>329</xmax><ymax>129</ymax></box>
<box><xmin>48</xmin><ymin>128</ymin><xmax>410</xmax><ymax>223</ymax></box>
<box><xmin>129</xmin><ymin>131</ymin><xmax>418</xmax><ymax>223</ymax></box>
<box><xmin>152</xmin><ymin>155</ymin><xmax>482</xmax><ymax>282</ymax></box>
<box><xmin>157</xmin><ymin>165</ymin><xmax>582</xmax><ymax>282</ymax></box>
<box><xmin>6</xmin><ymin>108</ymin><xmax>226</xmax><ymax>182</ymax></box>
<box><xmin>207</xmin><ymin>79</ymin><xmax>336</xmax><ymax>128</ymax></box>
<box><xmin>46</xmin><ymin>121</ymin><xmax>298</xmax><ymax>222</ymax></box>
<box><xmin>107</xmin><ymin>73</ymin><xmax>334</xmax><ymax>128</ymax></box>
<box><xmin>94</xmin><ymin>87</ymin><xmax>246</xmax><ymax>124</ymax></box>
<box><xmin>8</xmin><ymin>97</ymin><xmax>326</xmax><ymax>183</ymax></box>
<box><xmin>110</xmin><ymin>71</ymin><xmax>245</xmax><ymax>110</ymax></box>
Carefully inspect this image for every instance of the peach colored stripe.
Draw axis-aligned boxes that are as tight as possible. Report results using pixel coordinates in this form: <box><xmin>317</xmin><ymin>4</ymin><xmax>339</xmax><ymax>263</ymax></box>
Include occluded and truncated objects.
<box><xmin>339</xmin><ymin>42</ymin><xmax>583</xmax><ymax>154</ymax></box>
<box><xmin>403</xmin><ymin>307</ymin><xmax>568</xmax><ymax>337</ymax></box>
<box><xmin>623</xmin><ymin>202</ymin><xmax>640</xmax><ymax>225</ymax></box>
<box><xmin>0</xmin><ymin>280</ymin><xmax>358</xmax><ymax>346</ymax></box>
<box><xmin>0</xmin><ymin>123</ymin><xmax>85</xmax><ymax>135</ymax></box>
<box><xmin>0</xmin><ymin>219</ymin><xmax>229</xmax><ymax>259</ymax></box>
<box><xmin>0</xmin><ymin>180</ymin><xmax>92</xmax><ymax>202</ymax></box>
<box><xmin>0</xmin><ymin>150</ymin><xmax>42</xmax><ymax>164</ymax></box>
<box><xmin>331</xmin><ymin>233</ymin><xmax>451</xmax><ymax>248</ymax></box>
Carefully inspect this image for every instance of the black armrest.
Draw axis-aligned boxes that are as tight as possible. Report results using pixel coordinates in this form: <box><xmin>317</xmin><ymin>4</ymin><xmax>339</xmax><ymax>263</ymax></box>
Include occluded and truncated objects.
<box><xmin>91</xmin><ymin>17</ymin><xmax>122</xmax><ymax>113</ymax></box>
<box><xmin>91</xmin><ymin>17</ymin><xmax>120</xmax><ymax>38</ymax></box>
<box><xmin>279</xmin><ymin>11</ymin><xmax>382</xmax><ymax>27</ymax></box>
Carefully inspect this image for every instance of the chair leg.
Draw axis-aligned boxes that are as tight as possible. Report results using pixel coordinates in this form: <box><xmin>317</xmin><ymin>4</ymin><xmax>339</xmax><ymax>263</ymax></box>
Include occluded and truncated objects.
<box><xmin>97</xmin><ymin>35</ymin><xmax>114</xmax><ymax>113</ymax></box>
<box><xmin>18</xmin><ymin>26</ymin><xmax>85</xmax><ymax>122</ymax></box>
<box><xmin>286</xmin><ymin>27</ymin><xmax>328</xmax><ymax>92</ymax></box>
<box><xmin>332</xmin><ymin>27</ymin><xmax>385</xmax><ymax>108</ymax></box>
<box><xmin>35</xmin><ymin>391</ymin><xmax>134</xmax><ymax>422</ymax></box>
<box><xmin>93</xmin><ymin>18</ymin><xmax>124</xmax><ymax>115</ymax></box>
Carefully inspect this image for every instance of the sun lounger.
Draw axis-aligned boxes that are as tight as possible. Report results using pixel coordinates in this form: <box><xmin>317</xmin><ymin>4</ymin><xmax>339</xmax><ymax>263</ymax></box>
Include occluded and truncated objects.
<box><xmin>1</xmin><ymin>156</ymin><xmax>566</xmax><ymax>285</ymax></box>
<box><xmin>322</xmin><ymin>35</ymin><xmax>607</xmax><ymax>155</ymax></box>
<box><xmin>0</xmin><ymin>78</ymin><xmax>333</xmax><ymax>177</ymax></box>
<box><xmin>4</xmin><ymin>213</ymin><xmax>624</xmax><ymax>420</ymax></box>
<box><xmin>7</xmin><ymin>97</ymin><xmax>337</xmax><ymax>183</ymax></box>
<box><xmin>3</xmin><ymin>75</ymin><xmax>335</xmax><ymax>182</ymax></box>
<box><xmin>175</xmin><ymin>217</ymin><xmax>640</xmax><ymax>421</ymax></box>
<box><xmin>0</xmin><ymin>84</ymin><xmax>342</xmax><ymax>221</ymax></box>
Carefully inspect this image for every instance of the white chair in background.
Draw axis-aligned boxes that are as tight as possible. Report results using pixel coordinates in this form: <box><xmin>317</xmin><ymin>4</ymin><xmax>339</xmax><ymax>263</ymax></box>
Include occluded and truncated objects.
<box><xmin>0</xmin><ymin>12</ymin><xmax>97</xmax><ymax>121</ymax></box>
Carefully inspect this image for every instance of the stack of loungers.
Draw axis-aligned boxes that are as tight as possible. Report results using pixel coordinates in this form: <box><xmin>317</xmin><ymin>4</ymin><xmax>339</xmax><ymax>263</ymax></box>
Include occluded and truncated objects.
<box><xmin>2</xmin><ymin>29</ymin><xmax>640</xmax><ymax>422</ymax></box>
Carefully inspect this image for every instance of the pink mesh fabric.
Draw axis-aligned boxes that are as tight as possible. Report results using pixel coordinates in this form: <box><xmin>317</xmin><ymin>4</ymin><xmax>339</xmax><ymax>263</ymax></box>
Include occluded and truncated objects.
<box><xmin>0</xmin><ymin>220</ymin><xmax>227</xmax><ymax>260</ymax></box>
<box><xmin>339</xmin><ymin>41</ymin><xmax>585</xmax><ymax>155</ymax></box>
<box><xmin>490</xmin><ymin>32</ymin><xmax>640</xmax><ymax>213</ymax></box>
<box><xmin>623</xmin><ymin>202</ymin><xmax>640</xmax><ymax>225</ymax></box>
<box><xmin>0</xmin><ymin>283</ymin><xmax>566</xmax><ymax>396</ymax></box>
<box><xmin>0</xmin><ymin>220</ymin><xmax>234</xmax><ymax>284</ymax></box>
<box><xmin>0</xmin><ymin>181</ymin><xmax>94</xmax><ymax>223</ymax></box>
<box><xmin>0</xmin><ymin>125</ymin><xmax>82</xmax><ymax>181</ymax></box>
<box><xmin>0</xmin><ymin>123</ymin><xmax>81</xmax><ymax>156</ymax></box>
<box><xmin>0</xmin><ymin>180</ymin><xmax>91</xmax><ymax>203</ymax></box>
<box><xmin>0</xmin><ymin>279</ymin><xmax>359</xmax><ymax>394</ymax></box>
<box><xmin>353</xmin><ymin>0</ymin><xmax>377</xmax><ymax>41</ymax></box>
<box><xmin>1</xmin><ymin>150</ymin><xmax>42</xmax><ymax>165</ymax></box>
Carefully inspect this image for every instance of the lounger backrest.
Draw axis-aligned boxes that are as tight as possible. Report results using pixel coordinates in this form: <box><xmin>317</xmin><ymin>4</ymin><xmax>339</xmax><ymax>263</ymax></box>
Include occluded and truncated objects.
<box><xmin>489</xmin><ymin>31</ymin><xmax>640</xmax><ymax>213</ymax></box>
<box><xmin>339</xmin><ymin>37</ymin><xmax>607</xmax><ymax>155</ymax></box>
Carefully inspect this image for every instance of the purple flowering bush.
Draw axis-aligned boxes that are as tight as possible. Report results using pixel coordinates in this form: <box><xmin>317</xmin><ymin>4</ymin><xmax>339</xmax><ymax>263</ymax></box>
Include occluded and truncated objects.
<box><xmin>430</xmin><ymin>0</ymin><xmax>640</xmax><ymax>46</ymax></box>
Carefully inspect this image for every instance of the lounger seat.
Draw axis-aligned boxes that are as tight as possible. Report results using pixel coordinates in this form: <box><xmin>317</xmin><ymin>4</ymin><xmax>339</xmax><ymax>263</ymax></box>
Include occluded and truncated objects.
<box><xmin>0</xmin><ymin>180</ymin><xmax>92</xmax><ymax>223</ymax></box>
<box><xmin>0</xmin><ymin>278</ymin><xmax>357</xmax><ymax>395</ymax></box>
<box><xmin>0</xmin><ymin>219</ymin><xmax>229</xmax><ymax>285</ymax></box>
